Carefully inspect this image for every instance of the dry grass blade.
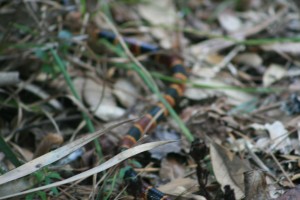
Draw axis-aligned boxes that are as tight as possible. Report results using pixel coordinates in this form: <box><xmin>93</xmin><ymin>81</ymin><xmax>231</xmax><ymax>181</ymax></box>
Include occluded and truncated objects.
<box><xmin>0</xmin><ymin>140</ymin><xmax>173</xmax><ymax>200</ymax></box>
<box><xmin>0</xmin><ymin>119</ymin><xmax>133</xmax><ymax>185</ymax></box>
<box><xmin>0</xmin><ymin>72</ymin><xmax>20</xmax><ymax>86</ymax></box>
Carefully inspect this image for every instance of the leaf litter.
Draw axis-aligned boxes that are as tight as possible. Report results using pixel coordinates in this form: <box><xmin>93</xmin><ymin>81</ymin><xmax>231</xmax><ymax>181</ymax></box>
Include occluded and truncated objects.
<box><xmin>1</xmin><ymin>0</ymin><xmax>300</xmax><ymax>199</ymax></box>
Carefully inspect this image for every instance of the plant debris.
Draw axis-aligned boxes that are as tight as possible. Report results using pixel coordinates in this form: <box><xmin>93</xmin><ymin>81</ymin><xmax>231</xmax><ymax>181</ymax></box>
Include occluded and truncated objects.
<box><xmin>1</xmin><ymin>0</ymin><xmax>300</xmax><ymax>199</ymax></box>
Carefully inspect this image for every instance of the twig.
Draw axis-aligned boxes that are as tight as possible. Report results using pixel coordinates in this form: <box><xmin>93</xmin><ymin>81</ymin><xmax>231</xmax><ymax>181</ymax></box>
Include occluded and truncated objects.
<box><xmin>269</xmin><ymin>152</ymin><xmax>295</xmax><ymax>187</ymax></box>
<box><xmin>0</xmin><ymin>72</ymin><xmax>20</xmax><ymax>86</ymax></box>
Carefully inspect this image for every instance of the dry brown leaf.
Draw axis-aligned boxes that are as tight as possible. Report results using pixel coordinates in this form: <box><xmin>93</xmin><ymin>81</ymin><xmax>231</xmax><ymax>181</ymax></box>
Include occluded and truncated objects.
<box><xmin>190</xmin><ymin>54</ymin><xmax>225</xmax><ymax>79</ymax></box>
<box><xmin>159</xmin><ymin>157</ymin><xmax>185</xmax><ymax>181</ymax></box>
<box><xmin>205</xmin><ymin>54</ymin><xmax>225</xmax><ymax>65</ymax></box>
<box><xmin>9</xmin><ymin>143</ymin><xmax>33</xmax><ymax>162</ymax></box>
<box><xmin>113</xmin><ymin>78</ymin><xmax>138</xmax><ymax>108</ymax></box>
<box><xmin>234</xmin><ymin>53</ymin><xmax>263</xmax><ymax>67</ymax></box>
<box><xmin>210</xmin><ymin>142</ymin><xmax>251</xmax><ymax>199</ymax></box>
<box><xmin>189</xmin><ymin>39</ymin><xmax>234</xmax><ymax>55</ymax></box>
<box><xmin>74</xmin><ymin>77</ymin><xmax>125</xmax><ymax>121</ymax></box>
<box><xmin>0</xmin><ymin>177</ymin><xmax>36</xmax><ymax>198</ymax></box>
<box><xmin>137</xmin><ymin>0</ymin><xmax>176</xmax><ymax>49</ymax></box>
<box><xmin>218</xmin><ymin>11</ymin><xmax>242</xmax><ymax>33</ymax></box>
<box><xmin>34</xmin><ymin>133</ymin><xmax>64</xmax><ymax>158</ymax></box>
<box><xmin>263</xmin><ymin>64</ymin><xmax>286</xmax><ymax>87</ymax></box>
<box><xmin>292</xmin><ymin>174</ymin><xmax>300</xmax><ymax>181</ymax></box>
<box><xmin>191</xmin><ymin>64</ymin><xmax>218</xmax><ymax>79</ymax></box>
<box><xmin>158</xmin><ymin>178</ymin><xmax>205</xmax><ymax>200</ymax></box>
<box><xmin>265</xmin><ymin>121</ymin><xmax>292</xmax><ymax>154</ymax></box>
<box><xmin>138</xmin><ymin>0</ymin><xmax>176</xmax><ymax>25</ymax></box>
<box><xmin>244</xmin><ymin>170</ymin><xmax>269</xmax><ymax>200</ymax></box>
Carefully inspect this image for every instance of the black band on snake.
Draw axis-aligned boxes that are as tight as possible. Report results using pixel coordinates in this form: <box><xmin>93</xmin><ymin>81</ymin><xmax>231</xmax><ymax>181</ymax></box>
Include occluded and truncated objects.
<box><xmin>97</xmin><ymin>30</ymin><xmax>188</xmax><ymax>200</ymax></box>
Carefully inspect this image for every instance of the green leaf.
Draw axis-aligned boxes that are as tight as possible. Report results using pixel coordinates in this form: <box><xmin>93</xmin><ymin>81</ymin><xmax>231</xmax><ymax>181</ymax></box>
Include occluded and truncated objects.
<box><xmin>25</xmin><ymin>193</ymin><xmax>34</xmax><ymax>200</ymax></box>
<box><xmin>37</xmin><ymin>191</ymin><xmax>47</xmax><ymax>200</ymax></box>
<box><xmin>47</xmin><ymin>171</ymin><xmax>62</xmax><ymax>180</ymax></box>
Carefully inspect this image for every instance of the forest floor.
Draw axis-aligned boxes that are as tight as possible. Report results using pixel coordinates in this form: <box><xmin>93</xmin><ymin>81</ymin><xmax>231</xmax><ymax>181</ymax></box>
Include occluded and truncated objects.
<box><xmin>1</xmin><ymin>0</ymin><xmax>300</xmax><ymax>199</ymax></box>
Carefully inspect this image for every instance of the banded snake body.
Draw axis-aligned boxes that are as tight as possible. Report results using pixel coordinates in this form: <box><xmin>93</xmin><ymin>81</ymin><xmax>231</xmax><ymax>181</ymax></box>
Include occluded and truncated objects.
<box><xmin>96</xmin><ymin>30</ymin><xmax>188</xmax><ymax>200</ymax></box>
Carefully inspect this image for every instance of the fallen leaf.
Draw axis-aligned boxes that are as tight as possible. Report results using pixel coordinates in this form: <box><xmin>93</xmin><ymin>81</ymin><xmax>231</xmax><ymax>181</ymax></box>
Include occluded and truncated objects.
<box><xmin>234</xmin><ymin>53</ymin><xmax>263</xmax><ymax>67</ymax></box>
<box><xmin>0</xmin><ymin>177</ymin><xmax>36</xmax><ymax>198</ymax></box>
<box><xmin>189</xmin><ymin>38</ymin><xmax>234</xmax><ymax>55</ymax></box>
<box><xmin>74</xmin><ymin>77</ymin><xmax>125</xmax><ymax>121</ymax></box>
<box><xmin>191</xmin><ymin>64</ymin><xmax>218</xmax><ymax>79</ymax></box>
<box><xmin>158</xmin><ymin>178</ymin><xmax>205</xmax><ymax>200</ymax></box>
<box><xmin>263</xmin><ymin>64</ymin><xmax>286</xmax><ymax>87</ymax></box>
<box><xmin>34</xmin><ymin>133</ymin><xmax>64</xmax><ymax>158</ymax></box>
<box><xmin>265</xmin><ymin>121</ymin><xmax>292</xmax><ymax>154</ymax></box>
<box><xmin>218</xmin><ymin>11</ymin><xmax>242</xmax><ymax>33</ymax></box>
<box><xmin>210</xmin><ymin>142</ymin><xmax>251</xmax><ymax>199</ymax></box>
<box><xmin>244</xmin><ymin>170</ymin><xmax>269</xmax><ymax>200</ymax></box>
<box><xmin>147</xmin><ymin>126</ymin><xmax>181</xmax><ymax>160</ymax></box>
<box><xmin>159</xmin><ymin>156</ymin><xmax>185</xmax><ymax>181</ymax></box>
<box><xmin>138</xmin><ymin>0</ymin><xmax>176</xmax><ymax>25</ymax></box>
<box><xmin>113</xmin><ymin>78</ymin><xmax>138</xmax><ymax>108</ymax></box>
<box><xmin>137</xmin><ymin>0</ymin><xmax>176</xmax><ymax>49</ymax></box>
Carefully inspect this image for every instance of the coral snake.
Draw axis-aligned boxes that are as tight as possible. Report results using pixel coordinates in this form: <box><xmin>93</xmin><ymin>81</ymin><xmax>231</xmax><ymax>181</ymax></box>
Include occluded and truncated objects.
<box><xmin>96</xmin><ymin>30</ymin><xmax>188</xmax><ymax>199</ymax></box>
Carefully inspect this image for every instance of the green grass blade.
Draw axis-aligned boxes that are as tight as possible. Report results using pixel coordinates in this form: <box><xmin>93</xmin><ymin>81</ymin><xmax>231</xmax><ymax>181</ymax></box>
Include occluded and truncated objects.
<box><xmin>100</xmin><ymin>39</ymin><xmax>194</xmax><ymax>142</ymax></box>
<box><xmin>50</xmin><ymin>49</ymin><xmax>103</xmax><ymax>159</ymax></box>
<box><xmin>0</xmin><ymin>135</ymin><xmax>22</xmax><ymax>167</ymax></box>
<box><xmin>150</xmin><ymin>72</ymin><xmax>282</xmax><ymax>93</ymax></box>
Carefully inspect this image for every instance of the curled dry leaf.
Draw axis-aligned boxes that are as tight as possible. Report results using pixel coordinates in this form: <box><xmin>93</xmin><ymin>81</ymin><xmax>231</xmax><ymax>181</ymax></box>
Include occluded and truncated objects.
<box><xmin>218</xmin><ymin>11</ymin><xmax>242</xmax><ymax>33</ymax></box>
<box><xmin>0</xmin><ymin>177</ymin><xmax>36</xmax><ymax>198</ymax></box>
<box><xmin>210</xmin><ymin>142</ymin><xmax>251</xmax><ymax>199</ymax></box>
<box><xmin>184</xmin><ymin>82</ymin><xmax>216</xmax><ymax>101</ymax></box>
<box><xmin>137</xmin><ymin>0</ymin><xmax>176</xmax><ymax>49</ymax></box>
<box><xmin>189</xmin><ymin>38</ymin><xmax>234</xmax><ymax>55</ymax></box>
<box><xmin>113</xmin><ymin>78</ymin><xmax>138</xmax><ymax>108</ymax></box>
<box><xmin>158</xmin><ymin>178</ymin><xmax>205</xmax><ymax>199</ymax></box>
<box><xmin>159</xmin><ymin>156</ymin><xmax>185</xmax><ymax>181</ymax></box>
<box><xmin>73</xmin><ymin>77</ymin><xmax>125</xmax><ymax>121</ymax></box>
<box><xmin>9</xmin><ymin>143</ymin><xmax>33</xmax><ymax>162</ymax></box>
<box><xmin>234</xmin><ymin>53</ymin><xmax>263</xmax><ymax>67</ymax></box>
<box><xmin>138</xmin><ymin>0</ymin><xmax>176</xmax><ymax>25</ymax></box>
<box><xmin>255</xmin><ymin>137</ymin><xmax>270</xmax><ymax>151</ymax></box>
<box><xmin>190</xmin><ymin>53</ymin><xmax>225</xmax><ymax>78</ymax></box>
<box><xmin>34</xmin><ymin>133</ymin><xmax>64</xmax><ymax>158</ymax></box>
<box><xmin>263</xmin><ymin>64</ymin><xmax>286</xmax><ymax>87</ymax></box>
<box><xmin>148</xmin><ymin>126</ymin><xmax>181</xmax><ymax>160</ymax></box>
<box><xmin>265</xmin><ymin>121</ymin><xmax>292</xmax><ymax>154</ymax></box>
